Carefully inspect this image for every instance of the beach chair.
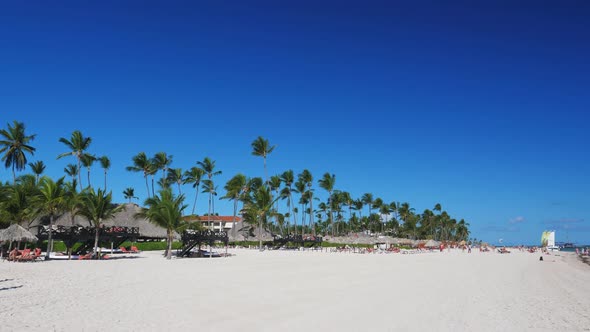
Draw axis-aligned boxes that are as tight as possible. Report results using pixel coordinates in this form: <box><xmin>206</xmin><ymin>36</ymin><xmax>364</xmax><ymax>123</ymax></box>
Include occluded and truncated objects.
<box><xmin>119</xmin><ymin>246</ymin><xmax>130</xmax><ymax>253</ymax></box>
<box><xmin>78</xmin><ymin>253</ymin><xmax>93</xmax><ymax>260</ymax></box>
<box><xmin>130</xmin><ymin>246</ymin><xmax>141</xmax><ymax>253</ymax></box>
<box><xmin>18</xmin><ymin>249</ymin><xmax>33</xmax><ymax>262</ymax></box>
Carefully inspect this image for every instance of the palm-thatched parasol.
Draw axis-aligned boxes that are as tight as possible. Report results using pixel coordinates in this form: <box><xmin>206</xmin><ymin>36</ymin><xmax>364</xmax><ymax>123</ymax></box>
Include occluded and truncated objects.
<box><xmin>424</xmin><ymin>239</ymin><xmax>440</xmax><ymax>248</ymax></box>
<box><xmin>0</xmin><ymin>224</ymin><xmax>38</xmax><ymax>243</ymax></box>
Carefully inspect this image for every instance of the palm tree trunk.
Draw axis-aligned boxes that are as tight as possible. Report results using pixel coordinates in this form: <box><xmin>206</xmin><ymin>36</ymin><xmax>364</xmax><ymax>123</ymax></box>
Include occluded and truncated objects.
<box><xmin>77</xmin><ymin>156</ymin><xmax>83</xmax><ymax>191</ymax></box>
<box><xmin>104</xmin><ymin>170</ymin><xmax>107</xmax><ymax>191</ymax></box>
<box><xmin>329</xmin><ymin>193</ymin><xmax>334</xmax><ymax>237</ymax></box>
<box><xmin>259</xmin><ymin>215</ymin><xmax>263</xmax><ymax>251</ymax></box>
<box><xmin>145</xmin><ymin>175</ymin><xmax>150</xmax><ymax>198</ymax></box>
<box><xmin>12</xmin><ymin>163</ymin><xmax>16</xmax><ymax>184</ymax></box>
<box><xmin>45</xmin><ymin>214</ymin><xmax>54</xmax><ymax>260</ymax></box>
<box><xmin>231</xmin><ymin>199</ymin><xmax>238</xmax><ymax>236</ymax></box>
<box><xmin>191</xmin><ymin>187</ymin><xmax>199</xmax><ymax>215</ymax></box>
<box><xmin>177</xmin><ymin>183</ymin><xmax>182</xmax><ymax>196</ymax></box>
<box><xmin>151</xmin><ymin>176</ymin><xmax>155</xmax><ymax>197</ymax></box>
<box><xmin>309</xmin><ymin>193</ymin><xmax>315</xmax><ymax>236</ymax></box>
<box><xmin>87</xmin><ymin>169</ymin><xmax>91</xmax><ymax>189</ymax></box>
<box><xmin>93</xmin><ymin>227</ymin><xmax>100</xmax><ymax>259</ymax></box>
<box><xmin>167</xmin><ymin>231</ymin><xmax>173</xmax><ymax>259</ymax></box>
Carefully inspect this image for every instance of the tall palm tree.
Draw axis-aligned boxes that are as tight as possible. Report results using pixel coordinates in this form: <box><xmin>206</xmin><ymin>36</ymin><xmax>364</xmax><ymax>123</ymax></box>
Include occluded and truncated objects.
<box><xmin>80</xmin><ymin>153</ymin><xmax>96</xmax><ymax>189</ymax></box>
<box><xmin>38</xmin><ymin>177</ymin><xmax>66</xmax><ymax>259</ymax></box>
<box><xmin>242</xmin><ymin>185</ymin><xmax>276</xmax><ymax>251</ymax></box>
<box><xmin>123</xmin><ymin>187</ymin><xmax>138</xmax><ymax>203</ymax></box>
<box><xmin>318</xmin><ymin>173</ymin><xmax>336</xmax><ymax>236</ymax></box>
<box><xmin>294</xmin><ymin>178</ymin><xmax>307</xmax><ymax>232</ymax></box>
<box><xmin>184</xmin><ymin>166</ymin><xmax>205</xmax><ymax>215</ymax></box>
<box><xmin>136</xmin><ymin>189</ymin><xmax>187</xmax><ymax>259</ymax></box>
<box><xmin>221</xmin><ymin>173</ymin><xmax>247</xmax><ymax>235</ymax></box>
<box><xmin>152</xmin><ymin>152</ymin><xmax>173</xmax><ymax>185</ymax></box>
<box><xmin>99</xmin><ymin>156</ymin><xmax>110</xmax><ymax>190</ymax></box>
<box><xmin>197</xmin><ymin>157</ymin><xmax>221</xmax><ymax>228</ymax></box>
<box><xmin>269</xmin><ymin>175</ymin><xmax>282</xmax><ymax>230</ymax></box>
<box><xmin>361</xmin><ymin>193</ymin><xmax>374</xmax><ymax>217</ymax></box>
<box><xmin>300</xmin><ymin>170</ymin><xmax>314</xmax><ymax>235</ymax></box>
<box><xmin>126</xmin><ymin>152</ymin><xmax>152</xmax><ymax>198</ymax></box>
<box><xmin>251</xmin><ymin>136</ymin><xmax>276</xmax><ymax>184</ymax></box>
<box><xmin>279</xmin><ymin>170</ymin><xmax>295</xmax><ymax>234</ymax></box>
<box><xmin>201</xmin><ymin>179</ymin><xmax>218</xmax><ymax>229</ymax></box>
<box><xmin>0</xmin><ymin>121</ymin><xmax>36</xmax><ymax>183</ymax></box>
<box><xmin>64</xmin><ymin>163</ymin><xmax>78</xmax><ymax>183</ymax></box>
<box><xmin>57</xmin><ymin>130</ymin><xmax>92</xmax><ymax>191</ymax></box>
<box><xmin>63</xmin><ymin>180</ymin><xmax>81</xmax><ymax>259</ymax></box>
<box><xmin>76</xmin><ymin>188</ymin><xmax>122</xmax><ymax>259</ymax></box>
<box><xmin>167</xmin><ymin>168</ymin><xmax>184</xmax><ymax>195</ymax></box>
<box><xmin>28</xmin><ymin>160</ymin><xmax>45</xmax><ymax>185</ymax></box>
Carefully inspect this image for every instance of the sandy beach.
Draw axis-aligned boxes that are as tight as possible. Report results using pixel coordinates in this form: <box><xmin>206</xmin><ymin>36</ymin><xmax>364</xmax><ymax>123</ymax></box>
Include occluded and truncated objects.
<box><xmin>1</xmin><ymin>249</ymin><xmax>589</xmax><ymax>332</ymax></box>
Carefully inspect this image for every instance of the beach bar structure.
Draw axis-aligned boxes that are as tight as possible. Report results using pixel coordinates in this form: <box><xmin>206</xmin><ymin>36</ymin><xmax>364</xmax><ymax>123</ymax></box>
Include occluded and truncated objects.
<box><xmin>36</xmin><ymin>225</ymin><xmax>139</xmax><ymax>255</ymax></box>
<box><xmin>272</xmin><ymin>234</ymin><xmax>323</xmax><ymax>249</ymax></box>
<box><xmin>177</xmin><ymin>230</ymin><xmax>229</xmax><ymax>257</ymax></box>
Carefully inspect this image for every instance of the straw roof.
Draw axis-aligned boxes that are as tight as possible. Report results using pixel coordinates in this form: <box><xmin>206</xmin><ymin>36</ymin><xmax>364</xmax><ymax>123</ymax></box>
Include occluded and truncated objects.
<box><xmin>29</xmin><ymin>203</ymin><xmax>170</xmax><ymax>239</ymax></box>
<box><xmin>424</xmin><ymin>239</ymin><xmax>440</xmax><ymax>248</ymax></box>
<box><xmin>227</xmin><ymin>222</ymin><xmax>272</xmax><ymax>241</ymax></box>
<box><xmin>0</xmin><ymin>224</ymin><xmax>38</xmax><ymax>243</ymax></box>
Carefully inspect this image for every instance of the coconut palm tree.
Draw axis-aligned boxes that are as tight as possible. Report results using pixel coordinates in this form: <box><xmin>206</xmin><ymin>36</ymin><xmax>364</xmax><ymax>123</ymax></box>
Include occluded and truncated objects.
<box><xmin>152</xmin><ymin>152</ymin><xmax>173</xmax><ymax>184</ymax></box>
<box><xmin>57</xmin><ymin>130</ymin><xmax>92</xmax><ymax>191</ymax></box>
<box><xmin>251</xmin><ymin>136</ymin><xmax>276</xmax><ymax>184</ymax></box>
<box><xmin>184</xmin><ymin>166</ymin><xmax>205</xmax><ymax>216</ymax></box>
<box><xmin>361</xmin><ymin>193</ymin><xmax>374</xmax><ymax>217</ymax></box>
<box><xmin>318</xmin><ymin>172</ymin><xmax>336</xmax><ymax>236</ymax></box>
<box><xmin>37</xmin><ymin>176</ymin><xmax>66</xmax><ymax>259</ymax></box>
<box><xmin>300</xmin><ymin>170</ymin><xmax>315</xmax><ymax>235</ymax></box>
<box><xmin>0</xmin><ymin>121</ymin><xmax>36</xmax><ymax>184</ymax></box>
<box><xmin>28</xmin><ymin>160</ymin><xmax>45</xmax><ymax>185</ymax></box>
<box><xmin>136</xmin><ymin>189</ymin><xmax>187</xmax><ymax>259</ymax></box>
<box><xmin>201</xmin><ymin>179</ymin><xmax>218</xmax><ymax>229</ymax></box>
<box><xmin>294</xmin><ymin>178</ymin><xmax>307</xmax><ymax>231</ymax></box>
<box><xmin>80</xmin><ymin>153</ymin><xmax>96</xmax><ymax>189</ymax></box>
<box><xmin>242</xmin><ymin>185</ymin><xmax>276</xmax><ymax>251</ymax></box>
<box><xmin>126</xmin><ymin>152</ymin><xmax>152</xmax><ymax>198</ymax></box>
<box><xmin>221</xmin><ymin>173</ymin><xmax>247</xmax><ymax>235</ymax></box>
<box><xmin>64</xmin><ymin>164</ymin><xmax>78</xmax><ymax>183</ymax></box>
<box><xmin>76</xmin><ymin>188</ymin><xmax>122</xmax><ymax>259</ymax></box>
<box><xmin>279</xmin><ymin>170</ymin><xmax>295</xmax><ymax>234</ymax></box>
<box><xmin>197</xmin><ymin>157</ymin><xmax>221</xmax><ymax>228</ymax></box>
<box><xmin>99</xmin><ymin>156</ymin><xmax>110</xmax><ymax>190</ymax></box>
<box><xmin>63</xmin><ymin>180</ymin><xmax>81</xmax><ymax>259</ymax></box>
<box><xmin>123</xmin><ymin>187</ymin><xmax>138</xmax><ymax>203</ymax></box>
<box><xmin>269</xmin><ymin>175</ymin><xmax>282</xmax><ymax>230</ymax></box>
<box><xmin>167</xmin><ymin>168</ymin><xmax>184</xmax><ymax>195</ymax></box>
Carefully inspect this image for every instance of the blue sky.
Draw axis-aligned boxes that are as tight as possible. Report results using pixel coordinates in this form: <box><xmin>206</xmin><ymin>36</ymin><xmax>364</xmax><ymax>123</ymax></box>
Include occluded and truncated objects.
<box><xmin>1</xmin><ymin>1</ymin><xmax>589</xmax><ymax>245</ymax></box>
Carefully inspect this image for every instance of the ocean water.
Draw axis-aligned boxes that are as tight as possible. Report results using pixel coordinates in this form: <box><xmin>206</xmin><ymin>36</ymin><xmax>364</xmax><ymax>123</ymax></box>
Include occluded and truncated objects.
<box><xmin>560</xmin><ymin>246</ymin><xmax>590</xmax><ymax>253</ymax></box>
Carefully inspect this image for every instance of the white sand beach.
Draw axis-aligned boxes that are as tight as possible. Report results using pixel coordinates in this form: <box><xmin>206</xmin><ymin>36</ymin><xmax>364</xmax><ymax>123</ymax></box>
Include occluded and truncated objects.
<box><xmin>1</xmin><ymin>249</ymin><xmax>589</xmax><ymax>332</ymax></box>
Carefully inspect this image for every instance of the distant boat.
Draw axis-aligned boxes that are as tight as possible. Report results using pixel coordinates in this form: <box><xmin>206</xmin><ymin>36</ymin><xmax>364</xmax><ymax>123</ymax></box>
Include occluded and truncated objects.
<box><xmin>541</xmin><ymin>231</ymin><xmax>560</xmax><ymax>252</ymax></box>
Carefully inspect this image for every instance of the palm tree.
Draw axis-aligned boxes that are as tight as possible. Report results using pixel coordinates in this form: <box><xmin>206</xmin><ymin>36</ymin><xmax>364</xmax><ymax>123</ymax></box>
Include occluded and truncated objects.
<box><xmin>99</xmin><ymin>156</ymin><xmax>110</xmax><ymax>190</ymax></box>
<box><xmin>361</xmin><ymin>193</ymin><xmax>374</xmax><ymax>217</ymax></box>
<box><xmin>152</xmin><ymin>152</ymin><xmax>173</xmax><ymax>185</ymax></box>
<box><xmin>201</xmin><ymin>179</ymin><xmax>218</xmax><ymax>229</ymax></box>
<box><xmin>300</xmin><ymin>170</ymin><xmax>315</xmax><ymax>235</ymax></box>
<box><xmin>64</xmin><ymin>164</ymin><xmax>78</xmax><ymax>183</ymax></box>
<box><xmin>242</xmin><ymin>185</ymin><xmax>276</xmax><ymax>250</ymax></box>
<box><xmin>80</xmin><ymin>153</ymin><xmax>96</xmax><ymax>189</ymax></box>
<box><xmin>76</xmin><ymin>188</ymin><xmax>122</xmax><ymax>259</ymax></box>
<box><xmin>279</xmin><ymin>170</ymin><xmax>295</xmax><ymax>234</ymax></box>
<box><xmin>136</xmin><ymin>189</ymin><xmax>187</xmax><ymax>259</ymax></box>
<box><xmin>184</xmin><ymin>166</ymin><xmax>205</xmax><ymax>215</ymax></box>
<box><xmin>318</xmin><ymin>173</ymin><xmax>336</xmax><ymax>236</ymax></box>
<box><xmin>167</xmin><ymin>168</ymin><xmax>184</xmax><ymax>195</ymax></box>
<box><xmin>197</xmin><ymin>157</ymin><xmax>221</xmax><ymax>228</ymax></box>
<box><xmin>57</xmin><ymin>130</ymin><xmax>92</xmax><ymax>191</ymax></box>
<box><xmin>126</xmin><ymin>152</ymin><xmax>152</xmax><ymax>198</ymax></box>
<box><xmin>28</xmin><ymin>160</ymin><xmax>45</xmax><ymax>184</ymax></box>
<box><xmin>221</xmin><ymin>173</ymin><xmax>247</xmax><ymax>235</ymax></box>
<box><xmin>251</xmin><ymin>136</ymin><xmax>276</xmax><ymax>184</ymax></box>
<box><xmin>123</xmin><ymin>187</ymin><xmax>138</xmax><ymax>203</ymax></box>
<box><xmin>63</xmin><ymin>180</ymin><xmax>81</xmax><ymax>259</ymax></box>
<box><xmin>269</xmin><ymin>175</ymin><xmax>282</xmax><ymax>230</ymax></box>
<box><xmin>294</xmin><ymin>178</ymin><xmax>307</xmax><ymax>232</ymax></box>
<box><xmin>38</xmin><ymin>177</ymin><xmax>66</xmax><ymax>259</ymax></box>
<box><xmin>0</xmin><ymin>121</ymin><xmax>36</xmax><ymax>183</ymax></box>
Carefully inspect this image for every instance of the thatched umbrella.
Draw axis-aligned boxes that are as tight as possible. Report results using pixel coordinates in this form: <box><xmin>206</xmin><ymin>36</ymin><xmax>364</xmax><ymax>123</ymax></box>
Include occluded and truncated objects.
<box><xmin>0</xmin><ymin>224</ymin><xmax>38</xmax><ymax>243</ymax></box>
<box><xmin>0</xmin><ymin>224</ymin><xmax>38</xmax><ymax>258</ymax></box>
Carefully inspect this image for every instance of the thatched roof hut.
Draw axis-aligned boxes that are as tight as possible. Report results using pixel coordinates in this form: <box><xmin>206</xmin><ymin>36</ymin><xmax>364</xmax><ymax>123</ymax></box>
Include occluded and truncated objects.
<box><xmin>424</xmin><ymin>239</ymin><xmax>440</xmax><ymax>248</ymax></box>
<box><xmin>29</xmin><ymin>203</ymin><xmax>169</xmax><ymax>239</ymax></box>
<box><xmin>227</xmin><ymin>222</ymin><xmax>272</xmax><ymax>242</ymax></box>
<box><xmin>0</xmin><ymin>224</ymin><xmax>38</xmax><ymax>243</ymax></box>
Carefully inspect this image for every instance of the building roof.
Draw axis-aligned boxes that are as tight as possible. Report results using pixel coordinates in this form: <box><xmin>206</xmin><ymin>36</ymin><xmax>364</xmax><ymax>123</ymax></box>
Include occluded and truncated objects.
<box><xmin>183</xmin><ymin>215</ymin><xmax>243</xmax><ymax>223</ymax></box>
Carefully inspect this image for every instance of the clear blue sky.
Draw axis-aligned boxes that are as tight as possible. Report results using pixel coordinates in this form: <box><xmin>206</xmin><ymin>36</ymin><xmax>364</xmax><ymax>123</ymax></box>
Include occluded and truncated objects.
<box><xmin>1</xmin><ymin>1</ymin><xmax>589</xmax><ymax>245</ymax></box>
